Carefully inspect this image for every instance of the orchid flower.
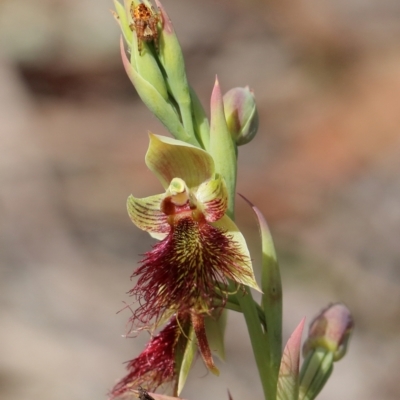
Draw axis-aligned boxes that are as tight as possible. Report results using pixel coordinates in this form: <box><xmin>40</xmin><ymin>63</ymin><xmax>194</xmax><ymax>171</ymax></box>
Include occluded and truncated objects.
<box><xmin>124</xmin><ymin>133</ymin><xmax>259</xmax><ymax>375</ymax></box>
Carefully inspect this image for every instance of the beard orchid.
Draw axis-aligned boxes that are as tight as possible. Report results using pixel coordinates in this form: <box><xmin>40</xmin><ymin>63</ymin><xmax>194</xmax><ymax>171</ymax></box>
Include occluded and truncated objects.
<box><xmin>127</xmin><ymin>134</ymin><xmax>259</xmax><ymax>328</ymax></box>
<box><xmin>121</xmin><ymin>133</ymin><xmax>259</xmax><ymax>381</ymax></box>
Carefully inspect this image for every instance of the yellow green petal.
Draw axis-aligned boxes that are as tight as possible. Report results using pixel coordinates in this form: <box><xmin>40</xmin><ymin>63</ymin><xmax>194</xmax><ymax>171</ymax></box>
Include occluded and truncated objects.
<box><xmin>127</xmin><ymin>193</ymin><xmax>170</xmax><ymax>235</ymax></box>
<box><xmin>196</xmin><ymin>173</ymin><xmax>228</xmax><ymax>222</ymax></box>
<box><xmin>145</xmin><ymin>133</ymin><xmax>215</xmax><ymax>190</ymax></box>
<box><xmin>212</xmin><ymin>215</ymin><xmax>260</xmax><ymax>291</ymax></box>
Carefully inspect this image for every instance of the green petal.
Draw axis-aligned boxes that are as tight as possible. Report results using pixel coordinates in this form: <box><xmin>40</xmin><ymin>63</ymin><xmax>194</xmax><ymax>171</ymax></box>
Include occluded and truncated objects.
<box><xmin>127</xmin><ymin>193</ymin><xmax>170</xmax><ymax>235</ymax></box>
<box><xmin>196</xmin><ymin>173</ymin><xmax>228</xmax><ymax>222</ymax></box>
<box><xmin>212</xmin><ymin>215</ymin><xmax>260</xmax><ymax>291</ymax></box>
<box><xmin>145</xmin><ymin>133</ymin><xmax>215</xmax><ymax>190</ymax></box>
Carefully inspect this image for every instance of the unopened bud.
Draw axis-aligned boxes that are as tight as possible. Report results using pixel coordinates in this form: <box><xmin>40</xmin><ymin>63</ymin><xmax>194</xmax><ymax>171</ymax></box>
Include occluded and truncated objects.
<box><xmin>155</xmin><ymin>0</ymin><xmax>196</xmax><ymax>142</ymax></box>
<box><xmin>303</xmin><ymin>303</ymin><xmax>354</xmax><ymax>361</ymax></box>
<box><xmin>223</xmin><ymin>87</ymin><xmax>258</xmax><ymax>146</ymax></box>
<box><xmin>299</xmin><ymin>303</ymin><xmax>354</xmax><ymax>400</ymax></box>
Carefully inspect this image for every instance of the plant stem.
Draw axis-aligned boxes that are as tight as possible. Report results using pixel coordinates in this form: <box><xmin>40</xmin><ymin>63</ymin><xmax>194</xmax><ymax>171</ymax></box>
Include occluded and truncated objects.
<box><xmin>232</xmin><ymin>284</ymin><xmax>272</xmax><ymax>400</ymax></box>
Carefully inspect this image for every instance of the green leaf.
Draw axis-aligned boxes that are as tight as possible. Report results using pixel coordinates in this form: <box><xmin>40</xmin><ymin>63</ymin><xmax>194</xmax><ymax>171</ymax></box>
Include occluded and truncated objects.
<box><xmin>241</xmin><ymin>195</ymin><xmax>283</xmax><ymax>399</ymax></box>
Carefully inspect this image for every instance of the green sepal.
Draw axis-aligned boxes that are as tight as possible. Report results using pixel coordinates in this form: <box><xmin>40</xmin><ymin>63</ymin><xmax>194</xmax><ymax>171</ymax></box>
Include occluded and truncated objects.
<box><xmin>276</xmin><ymin>318</ymin><xmax>305</xmax><ymax>400</ymax></box>
<box><xmin>299</xmin><ymin>348</ymin><xmax>334</xmax><ymax>400</ymax></box>
<box><xmin>145</xmin><ymin>133</ymin><xmax>215</xmax><ymax>190</ymax></box>
<box><xmin>175</xmin><ymin>324</ymin><xmax>197</xmax><ymax>396</ymax></box>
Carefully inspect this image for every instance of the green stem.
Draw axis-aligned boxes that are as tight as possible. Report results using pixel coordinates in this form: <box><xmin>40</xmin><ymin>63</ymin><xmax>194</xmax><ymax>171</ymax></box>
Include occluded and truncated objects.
<box><xmin>231</xmin><ymin>283</ymin><xmax>271</xmax><ymax>400</ymax></box>
<box><xmin>216</xmin><ymin>295</ymin><xmax>267</xmax><ymax>331</ymax></box>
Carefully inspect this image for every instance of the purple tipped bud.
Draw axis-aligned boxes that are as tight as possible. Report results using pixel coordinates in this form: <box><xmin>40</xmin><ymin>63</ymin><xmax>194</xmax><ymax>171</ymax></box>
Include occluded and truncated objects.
<box><xmin>223</xmin><ymin>86</ymin><xmax>258</xmax><ymax>146</ymax></box>
<box><xmin>303</xmin><ymin>303</ymin><xmax>354</xmax><ymax>361</ymax></box>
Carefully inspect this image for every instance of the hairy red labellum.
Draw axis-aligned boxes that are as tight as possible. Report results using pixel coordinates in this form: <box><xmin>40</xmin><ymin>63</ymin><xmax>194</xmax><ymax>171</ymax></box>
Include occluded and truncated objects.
<box><xmin>129</xmin><ymin>214</ymin><xmax>251</xmax><ymax>329</ymax></box>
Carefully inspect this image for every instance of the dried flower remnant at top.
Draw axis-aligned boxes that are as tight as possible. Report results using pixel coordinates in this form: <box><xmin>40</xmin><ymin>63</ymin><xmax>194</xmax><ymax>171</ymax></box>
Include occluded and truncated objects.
<box><xmin>130</xmin><ymin>3</ymin><xmax>161</xmax><ymax>55</ymax></box>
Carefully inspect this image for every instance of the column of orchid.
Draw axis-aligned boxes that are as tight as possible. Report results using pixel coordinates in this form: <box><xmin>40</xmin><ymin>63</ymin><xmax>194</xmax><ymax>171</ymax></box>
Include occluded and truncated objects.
<box><xmin>110</xmin><ymin>1</ymin><xmax>354</xmax><ymax>400</ymax></box>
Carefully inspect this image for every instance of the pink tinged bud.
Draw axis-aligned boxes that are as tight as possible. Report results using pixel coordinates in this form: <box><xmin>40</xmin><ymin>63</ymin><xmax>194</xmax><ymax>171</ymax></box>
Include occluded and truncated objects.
<box><xmin>303</xmin><ymin>303</ymin><xmax>354</xmax><ymax>361</ymax></box>
<box><xmin>299</xmin><ymin>305</ymin><xmax>352</xmax><ymax>400</ymax></box>
<box><xmin>223</xmin><ymin>87</ymin><xmax>258</xmax><ymax>146</ymax></box>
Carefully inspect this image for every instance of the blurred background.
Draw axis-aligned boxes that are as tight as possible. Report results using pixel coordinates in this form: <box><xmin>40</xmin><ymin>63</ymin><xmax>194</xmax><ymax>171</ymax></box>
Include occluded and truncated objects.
<box><xmin>1</xmin><ymin>0</ymin><xmax>400</xmax><ymax>399</ymax></box>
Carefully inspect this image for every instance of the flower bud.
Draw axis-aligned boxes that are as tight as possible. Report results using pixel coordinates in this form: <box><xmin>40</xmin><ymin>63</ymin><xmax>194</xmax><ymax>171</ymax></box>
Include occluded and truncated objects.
<box><xmin>299</xmin><ymin>303</ymin><xmax>354</xmax><ymax>400</ymax></box>
<box><xmin>303</xmin><ymin>303</ymin><xmax>354</xmax><ymax>361</ymax></box>
<box><xmin>120</xmin><ymin>38</ymin><xmax>191</xmax><ymax>144</ymax></box>
<box><xmin>223</xmin><ymin>86</ymin><xmax>258</xmax><ymax>146</ymax></box>
<box><xmin>114</xmin><ymin>0</ymin><xmax>168</xmax><ymax>101</ymax></box>
<box><xmin>155</xmin><ymin>0</ymin><xmax>196</xmax><ymax>141</ymax></box>
<box><xmin>114</xmin><ymin>0</ymin><xmax>199</xmax><ymax>146</ymax></box>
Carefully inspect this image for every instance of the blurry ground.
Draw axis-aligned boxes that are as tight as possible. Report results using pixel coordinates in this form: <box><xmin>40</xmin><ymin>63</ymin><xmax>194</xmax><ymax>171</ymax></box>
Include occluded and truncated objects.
<box><xmin>1</xmin><ymin>0</ymin><xmax>400</xmax><ymax>399</ymax></box>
